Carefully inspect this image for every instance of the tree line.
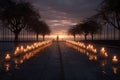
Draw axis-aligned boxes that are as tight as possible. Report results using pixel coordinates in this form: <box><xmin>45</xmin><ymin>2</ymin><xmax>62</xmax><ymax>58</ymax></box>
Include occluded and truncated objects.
<box><xmin>0</xmin><ymin>0</ymin><xmax>51</xmax><ymax>42</ymax></box>
<box><xmin>68</xmin><ymin>0</ymin><xmax>120</xmax><ymax>41</ymax></box>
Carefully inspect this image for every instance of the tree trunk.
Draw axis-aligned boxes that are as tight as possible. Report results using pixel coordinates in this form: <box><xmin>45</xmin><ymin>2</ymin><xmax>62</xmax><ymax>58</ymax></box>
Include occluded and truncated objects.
<box><xmin>14</xmin><ymin>32</ymin><xmax>19</xmax><ymax>42</ymax></box>
<box><xmin>36</xmin><ymin>34</ymin><xmax>39</xmax><ymax>41</ymax></box>
<box><xmin>43</xmin><ymin>35</ymin><xmax>45</xmax><ymax>41</ymax></box>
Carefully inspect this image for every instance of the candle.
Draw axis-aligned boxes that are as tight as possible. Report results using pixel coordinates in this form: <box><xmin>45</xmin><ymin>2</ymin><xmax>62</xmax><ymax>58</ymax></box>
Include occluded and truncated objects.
<box><xmin>100</xmin><ymin>47</ymin><xmax>105</xmax><ymax>54</ymax></box>
<box><xmin>100</xmin><ymin>47</ymin><xmax>108</xmax><ymax>58</ymax></box>
<box><xmin>5</xmin><ymin>54</ymin><xmax>11</xmax><ymax>61</ymax></box>
<box><xmin>104</xmin><ymin>52</ymin><xmax>108</xmax><ymax>57</ymax></box>
<box><xmin>14</xmin><ymin>47</ymin><xmax>20</xmax><ymax>55</ymax></box>
<box><xmin>112</xmin><ymin>56</ymin><xmax>118</xmax><ymax>64</ymax></box>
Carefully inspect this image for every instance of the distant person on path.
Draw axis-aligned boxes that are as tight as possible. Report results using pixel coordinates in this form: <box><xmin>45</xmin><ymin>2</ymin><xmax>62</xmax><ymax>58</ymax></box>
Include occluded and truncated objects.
<box><xmin>56</xmin><ymin>35</ymin><xmax>59</xmax><ymax>41</ymax></box>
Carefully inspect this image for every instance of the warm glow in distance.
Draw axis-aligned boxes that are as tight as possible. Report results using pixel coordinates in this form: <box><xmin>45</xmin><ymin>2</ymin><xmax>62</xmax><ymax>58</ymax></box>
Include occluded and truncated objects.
<box><xmin>48</xmin><ymin>34</ymin><xmax>72</xmax><ymax>40</ymax></box>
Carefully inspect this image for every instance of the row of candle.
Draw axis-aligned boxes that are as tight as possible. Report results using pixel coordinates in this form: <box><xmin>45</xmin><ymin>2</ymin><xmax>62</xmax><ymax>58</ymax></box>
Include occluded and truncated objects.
<box><xmin>4</xmin><ymin>41</ymin><xmax>52</xmax><ymax>72</ymax></box>
<box><xmin>66</xmin><ymin>40</ymin><xmax>86</xmax><ymax>49</ymax></box>
<box><xmin>5</xmin><ymin>40</ymin><xmax>52</xmax><ymax>61</ymax></box>
<box><xmin>86</xmin><ymin>44</ymin><xmax>97</xmax><ymax>54</ymax></box>
<box><xmin>66</xmin><ymin>41</ymin><xmax>119</xmax><ymax>74</ymax></box>
<box><xmin>14</xmin><ymin>43</ymin><xmax>51</xmax><ymax>66</ymax></box>
<box><xmin>14</xmin><ymin>40</ymin><xmax>52</xmax><ymax>56</ymax></box>
<box><xmin>66</xmin><ymin>40</ymin><xmax>119</xmax><ymax>64</ymax></box>
<box><xmin>66</xmin><ymin>40</ymin><xmax>97</xmax><ymax>54</ymax></box>
<box><xmin>66</xmin><ymin>43</ymin><xmax>98</xmax><ymax>61</ymax></box>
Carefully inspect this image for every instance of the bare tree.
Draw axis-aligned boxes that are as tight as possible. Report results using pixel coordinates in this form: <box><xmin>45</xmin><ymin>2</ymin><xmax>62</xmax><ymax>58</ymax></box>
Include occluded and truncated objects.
<box><xmin>86</xmin><ymin>19</ymin><xmax>101</xmax><ymax>40</ymax></box>
<box><xmin>0</xmin><ymin>0</ymin><xmax>40</xmax><ymax>42</ymax></box>
<box><xmin>97</xmin><ymin>0</ymin><xmax>120</xmax><ymax>39</ymax></box>
<box><xmin>68</xmin><ymin>26</ymin><xmax>79</xmax><ymax>41</ymax></box>
<box><xmin>28</xmin><ymin>20</ymin><xmax>51</xmax><ymax>41</ymax></box>
<box><xmin>39</xmin><ymin>21</ymin><xmax>51</xmax><ymax>41</ymax></box>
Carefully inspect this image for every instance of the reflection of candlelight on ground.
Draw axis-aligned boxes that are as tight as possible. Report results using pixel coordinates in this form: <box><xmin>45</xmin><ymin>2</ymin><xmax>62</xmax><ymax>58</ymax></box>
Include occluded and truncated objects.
<box><xmin>14</xmin><ymin>58</ymin><xmax>20</xmax><ymax>69</ymax></box>
<box><xmin>89</xmin><ymin>55</ymin><xmax>97</xmax><ymax>61</ymax></box>
<box><xmin>112</xmin><ymin>56</ymin><xmax>118</xmax><ymax>64</ymax></box>
<box><xmin>5</xmin><ymin>54</ymin><xmax>11</xmax><ymax>61</ymax></box>
<box><xmin>102</xmin><ymin>70</ymin><xmax>106</xmax><ymax>74</ymax></box>
<box><xmin>112</xmin><ymin>66</ymin><xmax>118</xmax><ymax>74</ymax></box>
<box><xmin>4</xmin><ymin>63</ymin><xmax>10</xmax><ymax>72</ymax></box>
<box><xmin>100</xmin><ymin>60</ymin><xmax>107</xmax><ymax>67</ymax></box>
<box><xmin>20</xmin><ymin>59</ymin><xmax>24</xmax><ymax>64</ymax></box>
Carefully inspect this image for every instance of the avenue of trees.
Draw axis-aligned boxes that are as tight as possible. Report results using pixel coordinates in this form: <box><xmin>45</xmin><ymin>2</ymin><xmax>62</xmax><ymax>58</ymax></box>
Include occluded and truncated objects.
<box><xmin>28</xmin><ymin>19</ymin><xmax>50</xmax><ymax>41</ymax></box>
<box><xmin>68</xmin><ymin>0</ymin><xmax>120</xmax><ymax>41</ymax></box>
<box><xmin>0</xmin><ymin>0</ymin><xmax>51</xmax><ymax>42</ymax></box>
<box><xmin>68</xmin><ymin>19</ymin><xmax>101</xmax><ymax>41</ymax></box>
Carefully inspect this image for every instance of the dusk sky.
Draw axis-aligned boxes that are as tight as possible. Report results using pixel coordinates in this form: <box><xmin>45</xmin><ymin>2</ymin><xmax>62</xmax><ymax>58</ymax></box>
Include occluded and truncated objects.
<box><xmin>28</xmin><ymin>0</ymin><xmax>102</xmax><ymax>35</ymax></box>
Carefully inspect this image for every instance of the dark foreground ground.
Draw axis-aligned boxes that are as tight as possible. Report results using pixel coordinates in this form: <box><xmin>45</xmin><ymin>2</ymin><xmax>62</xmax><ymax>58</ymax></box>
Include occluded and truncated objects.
<box><xmin>0</xmin><ymin>42</ymin><xmax>120</xmax><ymax>80</ymax></box>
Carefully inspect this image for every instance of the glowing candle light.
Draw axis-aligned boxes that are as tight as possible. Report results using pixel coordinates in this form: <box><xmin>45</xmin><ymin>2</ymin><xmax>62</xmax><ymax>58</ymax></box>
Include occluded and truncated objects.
<box><xmin>100</xmin><ymin>47</ymin><xmax>108</xmax><ymax>58</ymax></box>
<box><xmin>20</xmin><ymin>46</ymin><xmax>24</xmax><ymax>50</ymax></box>
<box><xmin>104</xmin><ymin>52</ymin><xmax>108</xmax><ymax>57</ymax></box>
<box><xmin>5</xmin><ymin>63</ymin><xmax>10</xmax><ymax>72</ymax></box>
<box><xmin>93</xmin><ymin>49</ymin><xmax>97</xmax><ymax>54</ymax></box>
<box><xmin>112</xmin><ymin>66</ymin><xmax>118</xmax><ymax>74</ymax></box>
<box><xmin>100</xmin><ymin>47</ymin><xmax>105</xmax><ymax>54</ymax></box>
<box><xmin>112</xmin><ymin>56</ymin><xmax>118</xmax><ymax>64</ymax></box>
<box><xmin>14</xmin><ymin>47</ymin><xmax>20</xmax><ymax>55</ymax></box>
<box><xmin>5</xmin><ymin>54</ymin><xmax>11</xmax><ymax>61</ymax></box>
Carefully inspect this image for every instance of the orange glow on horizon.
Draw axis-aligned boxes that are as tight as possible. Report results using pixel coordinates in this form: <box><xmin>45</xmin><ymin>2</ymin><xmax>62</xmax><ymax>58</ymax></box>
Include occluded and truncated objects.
<box><xmin>48</xmin><ymin>34</ymin><xmax>72</xmax><ymax>40</ymax></box>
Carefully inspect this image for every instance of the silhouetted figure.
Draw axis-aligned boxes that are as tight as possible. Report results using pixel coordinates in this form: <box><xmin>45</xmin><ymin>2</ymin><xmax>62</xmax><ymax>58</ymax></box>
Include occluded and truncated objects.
<box><xmin>56</xmin><ymin>35</ymin><xmax>59</xmax><ymax>41</ymax></box>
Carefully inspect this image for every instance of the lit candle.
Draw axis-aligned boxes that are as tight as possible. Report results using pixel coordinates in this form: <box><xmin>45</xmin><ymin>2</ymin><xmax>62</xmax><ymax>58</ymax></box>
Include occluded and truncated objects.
<box><xmin>104</xmin><ymin>52</ymin><xmax>108</xmax><ymax>57</ymax></box>
<box><xmin>112</xmin><ymin>56</ymin><xmax>118</xmax><ymax>64</ymax></box>
<box><xmin>14</xmin><ymin>47</ymin><xmax>20</xmax><ymax>55</ymax></box>
<box><xmin>93</xmin><ymin>49</ymin><xmax>97</xmax><ymax>53</ymax></box>
<box><xmin>20</xmin><ymin>46</ymin><xmax>24</xmax><ymax>52</ymax></box>
<box><xmin>100</xmin><ymin>47</ymin><xmax>108</xmax><ymax>58</ymax></box>
<box><xmin>100</xmin><ymin>47</ymin><xmax>105</xmax><ymax>54</ymax></box>
<box><xmin>5</xmin><ymin>54</ymin><xmax>11</xmax><ymax>61</ymax></box>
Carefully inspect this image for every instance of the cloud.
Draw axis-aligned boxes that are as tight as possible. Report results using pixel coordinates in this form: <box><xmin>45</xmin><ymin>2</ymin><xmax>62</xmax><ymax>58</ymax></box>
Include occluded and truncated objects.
<box><xmin>27</xmin><ymin>0</ymin><xmax>102</xmax><ymax>35</ymax></box>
